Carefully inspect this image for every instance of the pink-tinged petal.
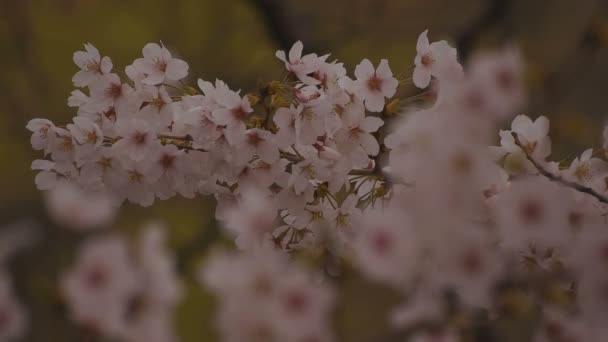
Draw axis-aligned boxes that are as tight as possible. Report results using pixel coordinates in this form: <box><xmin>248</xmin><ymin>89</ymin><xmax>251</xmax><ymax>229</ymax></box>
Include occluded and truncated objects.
<box><xmin>100</xmin><ymin>56</ymin><xmax>113</xmax><ymax>74</ymax></box>
<box><xmin>358</xmin><ymin>132</ymin><xmax>380</xmax><ymax>156</ymax></box>
<box><xmin>581</xmin><ymin>148</ymin><xmax>593</xmax><ymax>161</ymax></box>
<box><xmin>360</xmin><ymin>116</ymin><xmax>384</xmax><ymax>133</ymax></box>
<box><xmin>295</xmin><ymin>118</ymin><xmax>317</xmax><ymax>145</ymax></box>
<box><xmin>416</xmin><ymin>30</ymin><xmax>430</xmax><ymax>55</ymax></box>
<box><xmin>354</xmin><ymin>59</ymin><xmax>375</xmax><ymax>80</ymax></box>
<box><xmin>84</xmin><ymin>43</ymin><xmax>100</xmax><ymax>60</ymax></box>
<box><xmin>35</xmin><ymin>171</ymin><xmax>57</xmax><ymax>190</ymax></box>
<box><xmin>364</xmin><ymin>92</ymin><xmax>385</xmax><ymax>112</ymax></box>
<box><xmin>160</xmin><ymin>45</ymin><xmax>172</xmax><ymax>61</ymax></box>
<box><xmin>376</xmin><ymin>59</ymin><xmax>393</xmax><ymax>79</ymax></box>
<box><xmin>224</xmin><ymin>123</ymin><xmax>246</xmax><ymax>145</ymax></box>
<box><xmin>273</xmin><ymin>107</ymin><xmax>295</xmax><ymax>128</ymax></box>
<box><xmin>73</xmin><ymin>51</ymin><xmax>90</xmax><ymax>69</ymax></box>
<box><xmin>498</xmin><ymin>130</ymin><xmax>517</xmax><ymax>151</ymax></box>
<box><xmin>258</xmin><ymin>141</ymin><xmax>279</xmax><ymax>163</ymax></box>
<box><xmin>72</xmin><ymin>70</ymin><xmax>91</xmax><ymax>87</ymax></box>
<box><xmin>133</xmin><ymin>58</ymin><xmax>156</xmax><ymax>75</ymax></box>
<box><xmin>32</xmin><ymin>159</ymin><xmax>54</xmax><ymax>170</ymax></box>
<box><xmin>381</xmin><ymin>77</ymin><xmax>398</xmax><ymax>98</ymax></box>
<box><xmin>166</xmin><ymin>58</ymin><xmax>189</xmax><ymax>81</ymax></box>
<box><xmin>413</xmin><ymin>66</ymin><xmax>431</xmax><ymax>89</ymax></box>
<box><xmin>511</xmin><ymin>115</ymin><xmax>533</xmax><ymax>132</ymax></box>
<box><xmin>338</xmin><ymin>76</ymin><xmax>356</xmax><ymax>94</ymax></box>
<box><xmin>289</xmin><ymin>41</ymin><xmax>304</xmax><ymax>63</ymax></box>
<box><xmin>536</xmin><ymin>136</ymin><xmax>552</xmax><ymax>159</ymax></box>
<box><xmin>275</xmin><ymin>50</ymin><xmax>287</xmax><ymax>63</ymax></box>
<box><xmin>430</xmin><ymin>41</ymin><xmax>457</xmax><ymax>60</ymax></box>
<box><xmin>158</xmin><ymin>86</ymin><xmax>172</xmax><ymax>103</ymax></box>
<box><xmin>142</xmin><ymin>43</ymin><xmax>162</xmax><ymax>59</ymax></box>
<box><xmin>341</xmin><ymin>101</ymin><xmax>365</xmax><ymax>128</ymax></box>
<box><xmin>533</xmin><ymin>116</ymin><xmax>550</xmax><ymax>137</ymax></box>
<box><xmin>142</xmin><ymin>72</ymin><xmax>165</xmax><ymax>86</ymax></box>
<box><xmin>342</xmin><ymin>194</ymin><xmax>357</xmax><ymax>210</ymax></box>
<box><xmin>211</xmin><ymin>108</ymin><xmax>233</xmax><ymax>126</ymax></box>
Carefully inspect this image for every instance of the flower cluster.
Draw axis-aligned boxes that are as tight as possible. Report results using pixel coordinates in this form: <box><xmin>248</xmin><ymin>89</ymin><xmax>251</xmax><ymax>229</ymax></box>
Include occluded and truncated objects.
<box><xmin>25</xmin><ymin>31</ymin><xmax>608</xmax><ymax>341</ymax></box>
<box><xmin>62</xmin><ymin>222</ymin><xmax>182</xmax><ymax>342</ymax></box>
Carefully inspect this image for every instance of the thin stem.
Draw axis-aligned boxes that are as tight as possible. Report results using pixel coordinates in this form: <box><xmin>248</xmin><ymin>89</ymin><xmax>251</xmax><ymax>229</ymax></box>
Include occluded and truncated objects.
<box><xmin>162</xmin><ymin>83</ymin><xmax>184</xmax><ymax>92</ymax></box>
<box><xmin>511</xmin><ymin>132</ymin><xmax>608</xmax><ymax>204</ymax></box>
<box><xmin>159</xmin><ymin>134</ymin><xmax>192</xmax><ymax>141</ymax></box>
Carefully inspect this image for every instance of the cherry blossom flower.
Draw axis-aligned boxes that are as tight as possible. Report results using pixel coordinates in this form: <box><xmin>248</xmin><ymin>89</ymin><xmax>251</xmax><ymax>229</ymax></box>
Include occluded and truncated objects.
<box><xmin>62</xmin><ymin>236</ymin><xmax>138</xmax><ymax>337</ymax></box>
<box><xmin>45</xmin><ymin>181</ymin><xmax>116</xmax><ymax>231</ymax></box>
<box><xmin>497</xmin><ymin>114</ymin><xmax>552</xmax><ymax>174</ymax></box>
<box><xmin>211</xmin><ymin>86</ymin><xmax>253</xmax><ymax>145</ymax></box>
<box><xmin>133</xmin><ymin>43</ymin><xmax>189</xmax><ymax>85</ymax></box>
<box><xmin>276</xmin><ymin>41</ymin><xmax>321</xmax><ymax>85</ymax></box>
<box><xmin>354</xmin><ymin>209</ymin><xmax>422</xmax><ymax>287</ymax></box>
<box><xmin>334</xmin><ymin>99</ymin><xmax>384</xmax><ymax>163</ymax></box>
<box><xmin>563</xmin><ymin>148</ymin><xmax>607</xmax><ymax>186</ymax></box>
<box><xmin>26</xmin><ymin>118</ymin><xmax>56</xmax><ymax>153</ymax></box>
<box><xmin>413</xmin><ymin>29</ymin><xmax>461</xmax><ymax>89</ymax></box>
<box><xmin>112</xmin><ymin>118</ymin><xmax>159</xmax><ymax>162</ymax></box>
<box><xmin>0</xmin><ymin>272</ymin><xmax>27</xmax><ymax>341</ymax></box>
<box><xmin>344</xmin><ymin>59</ymin><xmax>398</xmax><ymax>112</ymax></box>
<box><xmin>72</xmin><ymin>43</ymin><xmax>112</xmax><ymax>87</ymax></box>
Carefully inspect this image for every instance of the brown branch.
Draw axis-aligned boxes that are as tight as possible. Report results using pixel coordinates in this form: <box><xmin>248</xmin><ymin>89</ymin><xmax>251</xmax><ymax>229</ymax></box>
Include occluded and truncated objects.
<box><xmin>511</xmin><ymin>132</ymin><xmax>608</xmax><ymax>204</ymax></box>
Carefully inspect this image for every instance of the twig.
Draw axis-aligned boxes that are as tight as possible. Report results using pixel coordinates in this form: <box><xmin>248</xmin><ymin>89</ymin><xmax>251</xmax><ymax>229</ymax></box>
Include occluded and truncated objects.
<box><xmin>511</xmin><ymin>132</ymin><xmax>608</xmax><ymax>204</ymax></box>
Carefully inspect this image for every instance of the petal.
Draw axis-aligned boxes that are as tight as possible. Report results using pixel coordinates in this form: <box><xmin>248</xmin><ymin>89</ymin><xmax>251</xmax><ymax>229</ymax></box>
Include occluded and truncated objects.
<box><xmin>258</xmin><ymin>141</ymin><xmax>279</xmax><ymax>163</ymax></box>
<box><xmin>142</xmin><ymin>43</ymin><xmax>162</xmax><ymax>59</ymax></box>
<box><xmin>275</xmin><ymin>50</ymin><xmax>287</xmax><ymax>63</ymax></box>
<box><xmin>381</xmin><ymin>77</ymin><xmax>398</xmax><ymax>98</ymax></box>
<box><xmin>416</xmin><ymin>29</ymin><xmax>430</xmax><ymax>55</ymax></box>
<box><xmin>533</xmin><ymin>116</ymin><xmax>550</xmax><ymax>137</ymax></box>
<box><xmin>71</xmin><ymin>71</ymin><xmax>91</xmax><ymax>87</ymax></box>
<box><xmin>32</xmin><ymin>159</ymin><xmax>54</xmax><ymax>170</ymax></box>
<box><xmin>511</xmin><ymin>115</ymin><xmax>533</xmax><ymax>132</ymax></box>
<box><xmin>142</xmin><ymin>72</ymin><xmax>165</xmax><ymax>86</ymax></box>
<box><xmin>73</xmin><ymin>51</ymin><xmax>90</xmax><ymax>69</ymax></box>
<box><xmin>358</xmin><ymin>132</ymin><xmax>380</xmax><ymax>155</ymax></box>
<box><xmin>376</xmin><ymin>59</ymin><xmax>393</xmax><ymax>79</ymax></box>
<box><xmin>364</xmin><ymin>92</ymin><xmax>385</xmax><ymax>112</ymax></box>
<box><xmin>338</xmin><ymin>76</ymin><xmax>356</xmax><ymax>94</ymax></box>
<box><xmin>581</xmin><ymin>148</ymin><xmax>593</xmax><ymax>161</ymax></box>
<box><xmin>225</xmin><ymin>124</ymin><xmax>246</xmax><ymax>145</ymax></box>
<box><xmin>354</xmin><ymin>59</ymin><xmax>375</xmax><ymax>80</ymax></box>
<box><xmin>165</xmin><ymin>58</ymin><xmax>189</xmax><ymax>80</ymax></box>
<box><xmin>360</xmin><ymin>116</ymin><xmax>384</xmax><ymax>133</ymax></box>
<box><xmin>100</xmin><ymin>56</ymin><xmax>113</xmax><ymax>74</ymax></box>
<box><xmin>273</xmin><ymin>107</ymin><xmax>294</xmax><ymax>128</ymax></box>
<box><xmin>84</xmin><ymin>43</ymin><xmax>100</xmax><ymax>60</ymax></box>
<box><xmin>413</xmin><ymin>66</ymin><xmax>431</xmax><ymax>89</ymax></box>
<box><xmin>133</xmin><ymin>58</ymin><xmax>156</xmax><ymax>74</ymax></box>
<box><xmin>35</xmin><ymin>171</ymin><xmax>57</xmax><ymax>190</ymax></box>
<box><xmin>289</xmin><ymin>41</ymin><xmax>303</xmax><ymax>63</ymax></box>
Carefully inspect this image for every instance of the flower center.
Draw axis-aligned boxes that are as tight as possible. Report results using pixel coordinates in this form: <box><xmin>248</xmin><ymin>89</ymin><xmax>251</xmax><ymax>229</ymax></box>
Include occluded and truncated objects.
<box><xmin>128</xmin><ymin>170</ymin><xmax>144</xmax><ymax>183</ymax></box>
<box><xmin>574</xmin><ymin>163</ymin><xmax>591</xmax><ymax>181</ymax></box>
<box><xmin>160</xmin><ymin>153</ymin><xmax>176</xmax><ymax>170</ymax></box>
<box><xmin>105</xmin><ymin>83</ymin><xmax>122</xmax><ymax>99</ymax></box>
<box><xmin>367</xmin><ymin>75</ymin><xmax>383</xmax><ymax>92</ymax></box>
<box><xmin>421</xmin><ymin>53</ymin><xmax>434</xmax><ymax>66</ymax></box>
<box><xmin>132</xmin><ymin>131</ymin><xmax>148</xmax><ymax>145</ymax></box>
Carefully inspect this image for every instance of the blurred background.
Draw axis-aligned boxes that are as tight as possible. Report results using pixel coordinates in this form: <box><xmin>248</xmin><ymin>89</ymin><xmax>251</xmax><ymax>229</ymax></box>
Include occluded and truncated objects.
<box><xmin>1</xmin><ymin>0</ymin><xmax>608</xmax><ymax>340</ymax></box>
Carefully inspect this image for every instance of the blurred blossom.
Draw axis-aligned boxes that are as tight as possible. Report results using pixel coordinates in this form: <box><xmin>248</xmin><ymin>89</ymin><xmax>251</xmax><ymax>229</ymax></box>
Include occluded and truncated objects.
<box><xmin>44</xmin><ymin>181</ymin><xmax>116</xmax><ymax>231</ymax></box>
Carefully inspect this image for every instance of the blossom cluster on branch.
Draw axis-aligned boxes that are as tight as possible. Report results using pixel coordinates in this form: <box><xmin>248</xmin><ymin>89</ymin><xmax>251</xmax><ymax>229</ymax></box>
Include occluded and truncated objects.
<box><xmin>19</xmin><ymin>30</ymin><xmax>608</xmax><ymax>341</ymax></box>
